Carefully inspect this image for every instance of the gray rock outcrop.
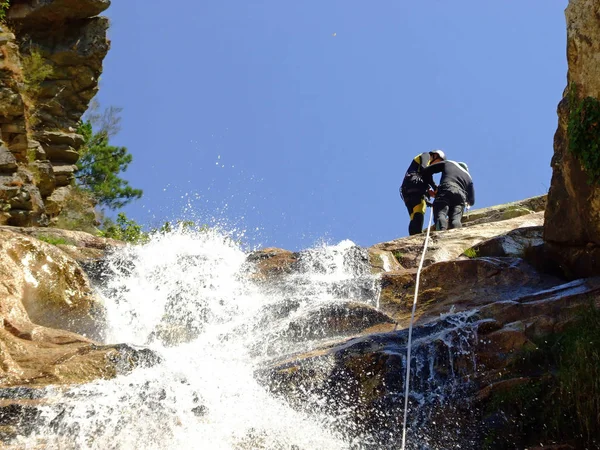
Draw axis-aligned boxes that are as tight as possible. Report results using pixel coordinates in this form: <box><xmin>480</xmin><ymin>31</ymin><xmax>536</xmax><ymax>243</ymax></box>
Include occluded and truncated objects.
<box><xmin>0</xmin><ymin>0</ymin><xmax>110</xmax><ymax>227</ymax></box>
<box><xmin>544</xmin><ymin>0</ymin><xmax>600</xmax><ymax>277</ymax></box>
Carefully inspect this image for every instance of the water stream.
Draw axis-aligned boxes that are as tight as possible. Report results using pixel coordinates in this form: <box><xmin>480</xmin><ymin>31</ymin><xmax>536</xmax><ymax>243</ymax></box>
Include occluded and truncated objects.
<box><xmin>12</xmin><ymin>227</ymin><xmax>477</xmax><ymax>449</ymax></box>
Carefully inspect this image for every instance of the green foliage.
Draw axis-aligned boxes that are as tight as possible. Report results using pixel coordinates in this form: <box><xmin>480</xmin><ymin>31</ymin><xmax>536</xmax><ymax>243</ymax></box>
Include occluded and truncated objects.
<box><xmin>568</xmin><ymin>84</ymin><xmax>600</xmax><ymax>184</ymax></box>
<box><xmin>21</xmin><ymin>47</ymin><xmax>54</xmax><ymax>126</ymax></box>
<box><xmin>483</xmin><ymin>379</ymin><xmax>549</xmax><ymax>449</ymax></box>
<box><xmin>150</xmin><ymin>220</ymin><xmax>209</xmax><ymax>235</ymax></box>
<box><xmin>21</xmin><ymin>48</ymin><xmax>53</xmax><ymax>98</ymax></box>
<box><xmin>500</xmin><ymin>206</ymin><xmax>532</xmax><ymax>220</ymax></box>
<box><xmin>555</xmin><ymin>306</ymin><xmax>600</xmax><ymax>444</ymax></box>
<box><xmin>462</xmin><ymin>247</ymin><xmax>479</xmax><ymax>258</ymax></box>
<box><xmin>100</xmin><ymin>215</ymin><xmax>211</xmax><ymax>244</ymax></box>
<box><xmin>100</xmin><ymin>212</ymin><xmax>148</xmax><ymax>244</ymax></box>
<box><xmin>0</xmin><ymin>1</ymin><xmax>10</xmax><ymax>21</ymax></box>
<box><xmin>392</xmin><ymin>250</ymin><xmax>405</xmax><ymax>261</ymax></box>
<box><xmin>483</xmin><ymin>305</ymin><xmax>600</xmax><ymax>448</ymax></box>
<box><xmin>76</xmin><ymin>120</ymin><xmax>143</xmax><ymax>210</ymax></box>
<box><xmin>37</xmin><ymin>235</ymin><xmax>70</xmax><ymax>246</ymax></box>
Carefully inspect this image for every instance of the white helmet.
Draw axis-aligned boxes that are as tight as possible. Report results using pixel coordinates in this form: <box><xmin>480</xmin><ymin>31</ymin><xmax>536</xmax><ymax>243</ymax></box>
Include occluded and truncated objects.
<box><xmin>430</xmin><ymin>149</ymin><xmax>446</xmax><ymax>161</ymax></box>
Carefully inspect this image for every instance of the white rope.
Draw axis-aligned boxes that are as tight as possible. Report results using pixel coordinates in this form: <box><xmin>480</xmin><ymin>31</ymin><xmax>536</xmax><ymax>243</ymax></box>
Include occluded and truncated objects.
<box><xmin>400</xmin><ymin>206</ymin><xmax>434</xmax><ymax>450</ymax></box>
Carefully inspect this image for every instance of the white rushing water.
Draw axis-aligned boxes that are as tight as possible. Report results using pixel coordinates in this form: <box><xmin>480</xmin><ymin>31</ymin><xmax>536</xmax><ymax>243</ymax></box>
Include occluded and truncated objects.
<box><xmin>17</xmin><ymin>227</ymin><xmax>384</xmax><ymax>449</ymax></box>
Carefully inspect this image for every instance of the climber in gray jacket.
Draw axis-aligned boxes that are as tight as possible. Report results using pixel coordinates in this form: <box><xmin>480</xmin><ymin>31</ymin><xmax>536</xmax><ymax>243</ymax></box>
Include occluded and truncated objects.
<box><xmin>421</xmin><ymin>160</ymin><xmax>475</xmax><ymax>230</ymax></box>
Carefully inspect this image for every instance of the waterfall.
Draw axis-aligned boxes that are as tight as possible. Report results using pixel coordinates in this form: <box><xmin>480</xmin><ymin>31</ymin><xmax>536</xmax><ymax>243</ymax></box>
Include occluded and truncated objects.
<box><xmin>10</xmin><ymin>228</ymin><xmax>477</xmax><ymax>449</ymax></box>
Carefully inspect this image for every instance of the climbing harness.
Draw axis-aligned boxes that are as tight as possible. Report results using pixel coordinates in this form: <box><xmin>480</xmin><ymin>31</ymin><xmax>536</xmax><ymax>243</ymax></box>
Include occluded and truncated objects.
<box><xmin>400</xmin><ymin>206</ymin><xmax>434</xmax><ymax>450</ymax></box>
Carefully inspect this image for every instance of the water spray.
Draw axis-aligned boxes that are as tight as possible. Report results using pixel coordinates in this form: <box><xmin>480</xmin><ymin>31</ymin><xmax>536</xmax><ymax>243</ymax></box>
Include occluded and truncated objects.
<box><xmin>13</xmin><ymin>231</ymin><xmax>379</xmax><ymax>449</ymax></box>
<box><xmin>400</xmin><ymin>206</ymin><xmax>434</xmax><ymax>450</ymax></box>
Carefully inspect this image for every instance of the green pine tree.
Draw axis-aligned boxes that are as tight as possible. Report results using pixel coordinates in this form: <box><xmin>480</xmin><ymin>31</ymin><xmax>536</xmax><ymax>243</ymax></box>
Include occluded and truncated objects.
<box><xmin>75</xmin><ymin>119</ymin><xmax>143</xmax><ymax>210</ymax></box>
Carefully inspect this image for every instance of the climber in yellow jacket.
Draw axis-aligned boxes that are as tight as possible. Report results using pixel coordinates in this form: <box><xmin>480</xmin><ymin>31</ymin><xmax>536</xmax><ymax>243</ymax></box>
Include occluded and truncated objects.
<box><xmin>399</xmin><ymin>150</ymin><xmax>445</xmax><ymax>235</ymax></box>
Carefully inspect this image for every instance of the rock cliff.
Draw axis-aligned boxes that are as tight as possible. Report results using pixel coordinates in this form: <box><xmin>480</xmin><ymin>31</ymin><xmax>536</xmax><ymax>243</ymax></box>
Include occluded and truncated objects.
<box><xmin>545</xmin><ymin>0</ymin><xmax>600</xmax><ymax>277</ymax></box>
<box><xmin>0</xmin><ymin>194</ymin><xmax>595</xmax><ymax>447</ymax></box>
<box><xmin>255</xmin><ymin>200</ymin><xmax>599</xmax><ymax>448</ymax></box>
<box><xmin>0</xmin><ymin>0</ymin><xmax>110</xmax><ymax>227</ymax></box>
<box><xmin>0</xmin><ymin>0</ymin><xmax>597</xmax><ymax>446</ymax></box>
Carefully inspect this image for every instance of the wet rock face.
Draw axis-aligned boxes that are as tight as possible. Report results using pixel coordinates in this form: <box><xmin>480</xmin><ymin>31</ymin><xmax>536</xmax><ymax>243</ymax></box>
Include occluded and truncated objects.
<box><xmin>262</xmin><ymin>313</ymin><xmax>481</xmax><ymax>446</ymax></box>
<box><xmin>262</xmin><ymin>254</ymin><xmax>600</xmax><ymax>447</ymax></box>
<box><xmin>544</xmin><ymin>0</ymin><xmax>600</xmax><ymax>276</ymax></box>
<box><xmin>379</xmin><ymin>256</ymin><xmax>564</xmax><ymax>327</ymax></box>
<box><xmin>0</xmin><ymin>229</ymin><xmax>106</xmax><ymax>340</ymax></box>
<box><xmin>246</xmin><ymin>247</ymin><xmax>298</xmax><ymax>279</ymax></box>
<box><xmin>255</xmin><ymin>203</ymin><xmax>600</xmax><ymax>447</ymax></box>
<box><xmin>0</xmin><ymin>228</ymin><xmax>156</xmax><ymax>390</ymax></box>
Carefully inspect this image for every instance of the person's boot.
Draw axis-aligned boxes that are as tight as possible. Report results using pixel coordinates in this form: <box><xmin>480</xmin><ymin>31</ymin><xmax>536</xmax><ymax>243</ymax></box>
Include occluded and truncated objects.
<box><xmin>408</xmin><ymin>213</ymin><xmax>424</xmax><ymax>235</ymax></box>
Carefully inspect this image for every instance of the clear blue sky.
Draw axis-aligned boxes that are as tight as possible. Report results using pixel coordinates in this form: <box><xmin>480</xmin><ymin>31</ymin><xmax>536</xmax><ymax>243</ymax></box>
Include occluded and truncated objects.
<box><xmin>95</xmin><ymin>0</ymin><xmax>568</xmax><ymax>251</ymax></box>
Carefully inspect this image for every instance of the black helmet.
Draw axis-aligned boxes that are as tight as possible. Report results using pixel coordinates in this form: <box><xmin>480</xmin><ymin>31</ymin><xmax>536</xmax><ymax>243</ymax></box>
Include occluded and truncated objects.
<box><xmin>430</xmin><ymin>149</ymin><xmax>446</xmax><ymax>161</ymax></box>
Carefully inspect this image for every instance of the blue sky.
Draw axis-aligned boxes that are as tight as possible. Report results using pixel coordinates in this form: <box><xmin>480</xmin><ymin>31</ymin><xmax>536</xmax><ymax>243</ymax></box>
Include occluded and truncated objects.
<box><xmin>95</xmin><ymin>0</ymin><xmax>568</xmax><ymax>251</ymax></box>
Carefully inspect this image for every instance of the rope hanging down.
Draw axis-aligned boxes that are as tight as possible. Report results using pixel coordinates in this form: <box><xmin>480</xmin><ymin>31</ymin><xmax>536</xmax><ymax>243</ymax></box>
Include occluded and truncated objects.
<box><xmin>400</xmin><ymin>206</ymin><xmax>434</xmax><ymax>450</ymax></box>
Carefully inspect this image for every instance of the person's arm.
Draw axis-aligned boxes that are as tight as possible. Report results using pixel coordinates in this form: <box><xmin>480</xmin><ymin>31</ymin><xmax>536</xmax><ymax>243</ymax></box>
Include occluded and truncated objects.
<box><xmin>419</xmin><ymin>152</ymin><xmax>430</xmax><ymax>170</ymax></box>
<box><xmin>421</xmin><ymin>161</ymin><xmax>443</xmax><ymax>190</ymax></box>
<box><xmin>467</xmin><ymin>182</ymin><xmax>475</xmax><ymax>206</ymax></box>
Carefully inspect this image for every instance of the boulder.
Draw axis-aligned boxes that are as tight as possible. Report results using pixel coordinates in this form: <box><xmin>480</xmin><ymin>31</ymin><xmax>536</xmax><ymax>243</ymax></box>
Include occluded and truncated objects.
<box><xmin>44</xmin><ymin>185</ymin><xmax>70</xmax><ymax>216</ymax></box>
<box><xmin>371</xmin><ymin>211</ymin><xmax>544</xmax><ymax>270</ymax></box>
<box><xmin>462</xmin><ymin>195</ymin><xmax>546</xmax><ymax>227</ymax></box>
<box><xmin>0</xmin><ymin>229</ymin><xmax>106</xmax><ymax>340</ymax></box>
<box><xmin>368</xmin><ymin>248</ymin><xmax>403</xmax><ymax>274</ymax></box>
<box><xmin>47</xmin><ymin>186</ymin><xmax>99</xmax><ymax>233</ymax></box>
<box><xmin>246</xmin><ymin>247</ymin><xmax>298</xmax><ymax>279</ymax></box>
<box><xmin>261</xmin><ymin>301</ymin><xmax>396</xmax><ymax>346</ymax></box>
<box><xmin>468</xmin><ymin>226</ymin><xmax>544</xmax><ymax>258</ymax></box>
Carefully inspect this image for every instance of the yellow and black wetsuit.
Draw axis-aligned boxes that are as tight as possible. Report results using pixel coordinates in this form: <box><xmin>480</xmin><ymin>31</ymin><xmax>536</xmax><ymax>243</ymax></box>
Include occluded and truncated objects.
<box><xmin>400</xmin><ymin>152</ymin><xmax>437</xmax><ymax>235</ymax></box>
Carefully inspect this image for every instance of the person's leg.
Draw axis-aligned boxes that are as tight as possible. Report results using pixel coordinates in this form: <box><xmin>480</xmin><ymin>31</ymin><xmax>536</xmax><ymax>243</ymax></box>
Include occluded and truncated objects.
<box><xmin>433</xmin><ymin>200</ymin><xmax>449</xmax><ymax>230</ymax></box>
<box><xmin>448</xmin><ymin>203</ymin><xmax>465</xmax><ymax>229</ymax></box>
<box><xmin>405</xmin><ymin>195</ymin><xmax>426</xmax><ymax>235</ymax></box>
